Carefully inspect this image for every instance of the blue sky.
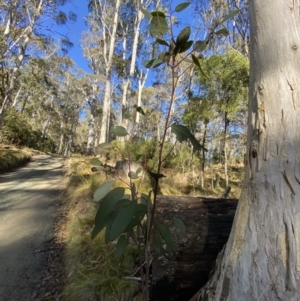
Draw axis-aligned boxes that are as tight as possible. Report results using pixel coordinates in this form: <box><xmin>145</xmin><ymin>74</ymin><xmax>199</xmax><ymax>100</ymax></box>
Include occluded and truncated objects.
<box><xmin>61</xmin><ymin>1</ymin><xmax>90</xmax><ymax>71</ymax></box>
<box><xmin>59</xmin><ymin>1</ymin><xmax>196</xmax><ymax>75</ymax></box>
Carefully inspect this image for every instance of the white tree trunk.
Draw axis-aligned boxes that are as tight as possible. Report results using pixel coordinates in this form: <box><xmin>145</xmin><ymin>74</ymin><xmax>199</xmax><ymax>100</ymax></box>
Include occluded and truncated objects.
<box><xmin>99</xmin><ymin>0</ymin><xmax>121</xmax><ymax>143</ymax></box>
<box><xmin>224</xmin><ymin>139</ymin><xmax>229</xmax><ymax>188</ymax></box>
<box><xmin>136</xmin><ymin>69</ymin><xmax>149</xmax><ymax>124</ymax></box>
<box><xmin>194</xmin><ymin>1</ymin><xmax>300</xmax><ymax>300</ymax></box>
<box><xmin>121</xmin><ymin>4</ymin><xmax>144</xmax><ymax>127</ymax></box>
<box><xmin>57</xmin><ymin>120</ymin><xmax>65</xmax><ymax>155</ymax></box>
<box><xmin>87</xmin><ymin>102</ymin><xmax>96</xmax><ymax>155</ymax></box>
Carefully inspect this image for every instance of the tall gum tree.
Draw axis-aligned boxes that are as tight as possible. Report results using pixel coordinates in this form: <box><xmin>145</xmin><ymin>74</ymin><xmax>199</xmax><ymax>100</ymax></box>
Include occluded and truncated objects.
<box><xmin>191</xmin><ymin>1</ymin><xmax>300</xmax><ymax>300</ymax></box>
<box><xmin>97</xmin><ymin>0</ymin><xmax>121</xmax><ymax>143</ymax></box>
<box><xmin>0</xmin><ymin>0</ymin><xmax>74</xmax><ymax>127</ymax></box>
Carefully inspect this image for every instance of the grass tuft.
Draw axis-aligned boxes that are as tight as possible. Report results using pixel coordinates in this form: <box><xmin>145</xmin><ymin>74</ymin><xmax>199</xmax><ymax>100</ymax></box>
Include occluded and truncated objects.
<box><xmin>62</xmin><ymin>157</ymin><xmax>140</xmax><ymax>301</ymax></box>
<box><xmin>0</xmin><ymin>146</ymin><xmax>33</xmax><ymax>173</ymax></box>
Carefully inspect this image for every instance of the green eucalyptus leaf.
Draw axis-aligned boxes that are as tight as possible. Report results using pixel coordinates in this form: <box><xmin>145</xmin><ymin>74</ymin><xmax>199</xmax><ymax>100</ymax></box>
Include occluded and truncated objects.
<box><xmin>135</xmin><ymin>203</ymin><xmax>147</xmax><ymax>215</ymax></box>
<box><xmin>151</xmin><ymin>11</ymin><xmax>166</xmax><ymax>17</ymax></box>
<box><xmin>95</xmin><ymin>187</ymin><xmax>125</xmax><ymax>224</ymax></box>
<box><xmin>143</xmin><ymin>58</ymin><xmax>164</xmax><ymax>69</ymax></box>
<box><xmin>215</xmin><ymin>28</ymin><xmax>229</xmax><ymax>36</ymax></box>
<box><xmin>158</xmin><ymin>224</ymin><xmax>177</xmax><ymax>253</ymax></box>
<box><xmin>190</xmin><ymin>135</ymin><xmax>207</xmax><ymax>151</ymax></box>
<box><xmin>193</xmin><ymin>40</ymin><xmax>207</xmax><ymax>52</ymax></box>
<box><xmin>91</xmin><ymin>166</ymin><xmax>108</xmax><ymax>172</ymax></box>
<box><xmin>171</xmin><ymin>124</ymin><xmax>190</xmax><ymax>142</ymax></box>
<box><xmin>111</xmin><ymin>126</ymin><xmax>128</xmax><ymax>137</ymax></box>
<box><xmin>136</xmin><ymin>106</ymin><xmax>145</xmax><ymax>115</ymax></box>
<box><xmin>128</xmin><ymin>171</ymin><xmax>139</xmax><ymax>179</ymax></box>
<box><xmin>176</xmin><ymin>26</ymin><xmax>191</xmax><ymax>46</ymax></box>
<box><xmin>175</xmin><ymin>2</ymin><xmax>190</xmax><ymax>12</ymax></box>
<box><xmin>115</xmin><ymin>199</ymin><xmax>132</xmax><ymax>211</ymax></box>
<box><xmin>141</xmin><ymin>7</ymin><xmax>152</xmax><ymax>20</ymax></box>
<box><xmin>109</xmin><ymin>201</ymin><xmax>138</xmax><ymax>241</ymax></box>
<box><xmin>179</xmin><ymin>40</ymin><xmax>193</xmax><ymax>53</ymax></box>
<box><xmin>136</xmin><ymin>167</ymin><xmax>142</xmax><ymax>175</ymax></box>
<box><xmin>123</xmin><ymin>203</ymin><xmax>147</xmax><ymax>233</ymax></box>
<box><xmin>93</xmin><ymin>180</ymin><xmax>116</xmax><ymax>202</ymax></box>
<box><xmin>171</xmin><ymin>124</ymin><xmax>207</xmax><ymax>151</ymax></box>
<box><xmin>116</xmin><ymin>234</ymin><xmax>128</xmax><ymax>257</ymax></box>
<box><xmin>158</xmin><ymin>51</ymin><xmax>171</xmax><ymax>63</ymax></box>
<box><xmin>90</xmin><ymin>158</ymin><xmax>102</xmax><ymax>166</ymax></box>
<box><xmin>191</xmin><ymin>54</ymin><xmax>208</xmax><ymax>78</ymax></box>
<box><xmin>169</xmin><ymin>39</ymin><xmax>177</xmax><ymax>55</ymax></box>
<box><xmin>174</xmin><ymin>218</ymin><xmax>186</xmax><ymax>233</ymax></box>
<box><xmin>220</xmin><ymin>9</ymin><xmax>239</xmax><ymax>24</ymax></box>
<box><xmin>191</xmin><ymin>53</ymin><xmax>201</xmax><ymax>68</ymax></box>
<box><xmin>91</xmin><ymin>213</ymin><xmax>111</xmax><ymax>239</ymax></box>
<box><xmin>105</xmin><ymin>216</ymin><xmax>114</xmax><ymax>243</ymax></box>
<box><xmin>150</xmin><ymin>16</ymin><xmax>168</xmax><ymax>37</ymax></box>
<box><xmin>92</xmin><ymin>187</ymin><xmax>125</xmax><ymax>240</ymax></box>
<box><xmin>156</xmin><ymin>38</ymin><xmax>169</xmax><ymax>46</ymax></box>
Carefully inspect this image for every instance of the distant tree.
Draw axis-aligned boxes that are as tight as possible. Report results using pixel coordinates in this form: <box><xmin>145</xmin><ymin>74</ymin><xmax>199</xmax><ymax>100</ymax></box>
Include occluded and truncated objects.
<box><xmin>84</xmin><ymin>0</ymin><xmax>122</xmax><ymax>144</ymax></box>
<box><xmin>191</xmin><ymin>50</ymin><xmax>249</xmax><ymax>187</ymax></box>
<box><xmin>0</xmin><ymin>0</ymin><xmax>75</xmax><ymax>127</ymax></box>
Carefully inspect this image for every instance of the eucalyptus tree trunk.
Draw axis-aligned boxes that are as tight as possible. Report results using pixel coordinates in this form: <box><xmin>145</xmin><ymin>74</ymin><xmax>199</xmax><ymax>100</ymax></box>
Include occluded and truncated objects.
<box><xmin>201</xmin><ymin>121</ymin><xmax>208</xmax><ymax>189</ymax></box>
<box><xmin>192</xmin><ymin>1</ymin><xmax>300</xmax><ymax>300</ymax></box>
<box><xmin>121</xmin><ymin>0</ymin><xmax>147</xmax><ymax>128</ymax></box>
<box><xmin>136</xmin><ymin>69</ymin><xmax>149</xmax><ymax>124</ymax></box>
<box><xmin>64</xmin><ymin>122</ymin><xmax>77</xmax><ymax>157</ymax></box>
<box><xmin>99</xmin><ymin>0</ymin><xmax>121</xmax><ymax>143</ymax></box>
<box><xmin>42</xmin><ymin>116</ymin><xmax>52</xmax><ymax>139</ymax></box>
<box><xmin>224</xmin><ymin>114</ymin><xmax>230</xmax><ymax>188</ymax></box>
<box><xmin>87</xmin><ymin>99</ymin><xmax>96</xmax><ymax>155</ymax></box>
<box><xmin>86</xmin><ymin>110</ymin><xmax>95</xmax><ymax>155</ymax></box>
<box><xmin>57</xmin><ymin>120</ymin><xmax>65</xmax><ymax>155</ymax></box>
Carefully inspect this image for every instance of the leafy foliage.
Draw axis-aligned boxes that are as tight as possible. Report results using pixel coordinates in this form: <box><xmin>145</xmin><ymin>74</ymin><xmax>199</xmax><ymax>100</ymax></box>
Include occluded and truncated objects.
<box><xmin>0</xmin><ymin>109</ymin><xmax>55</xmax><ymax>152</ymax></box>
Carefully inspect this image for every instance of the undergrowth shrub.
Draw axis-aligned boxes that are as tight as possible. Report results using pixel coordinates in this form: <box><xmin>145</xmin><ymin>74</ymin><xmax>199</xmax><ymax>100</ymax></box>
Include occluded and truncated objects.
<box><xmin>0</xmin><ymin>109</ymin><xmax>55</xmax><ymax>152</ymax></box>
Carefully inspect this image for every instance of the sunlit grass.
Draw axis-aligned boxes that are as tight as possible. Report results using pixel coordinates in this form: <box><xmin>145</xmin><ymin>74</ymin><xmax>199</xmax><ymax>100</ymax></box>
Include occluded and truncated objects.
<box><xmin>0</xmin><ymin>146</ymin><xmax>32</xmax><ymax>173</ymax></box>
<box><xmin>62</xmin><ymin>156</ymin><xmax>244</xmax><ymax>300</ymax></box>
<box><xmin>62</xmin><ymin>157</ymin><xmax>141</xmax><ymax>301</ymax></box>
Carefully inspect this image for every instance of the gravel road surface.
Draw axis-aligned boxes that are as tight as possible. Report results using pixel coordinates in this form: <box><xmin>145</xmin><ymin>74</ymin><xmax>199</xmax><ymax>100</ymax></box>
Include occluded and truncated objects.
<box><xmin>0</xmin><ymin>155</ymin><xmax>65</xmax><ymax>301</ymax></box>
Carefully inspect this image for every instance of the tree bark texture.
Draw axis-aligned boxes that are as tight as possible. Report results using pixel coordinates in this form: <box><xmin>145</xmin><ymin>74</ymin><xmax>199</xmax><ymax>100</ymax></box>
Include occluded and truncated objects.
<box><xmin>152</xmin><ymin>196</ymin><xmax>238</xmax><ymax>301</ymax></box>
<box><xmin>196</xmin><ymin>1</ymin><xmax>300</xmax><ymax>300</ymax></box>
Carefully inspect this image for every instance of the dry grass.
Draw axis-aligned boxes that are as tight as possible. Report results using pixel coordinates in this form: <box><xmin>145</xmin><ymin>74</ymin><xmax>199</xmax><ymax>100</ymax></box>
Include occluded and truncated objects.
<box><xmin>0</xmin><ymin>145</ymin><xmax>33</xmax><ymax>173</ymax></box>
<box><xmin>61</xmin><ymin>156</ymin><xmax>244</xmax><ymax>300</ymax></box>
<box><xmin>160</xmin><ymin>163</ymin><xmax>244</xmax><ymax>199</ymax></box>
<box><xmin>62</xmin><ymin>157</ymin><xmax>141</xmax><ymax>301</ymax></box>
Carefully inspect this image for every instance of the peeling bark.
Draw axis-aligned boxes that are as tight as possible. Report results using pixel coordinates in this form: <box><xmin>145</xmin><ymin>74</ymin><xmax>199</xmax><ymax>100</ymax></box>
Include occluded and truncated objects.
<box><xmin>193</xmin><ymin>1</ymin><xmax>300</xmax><ymax>300</ymax></box>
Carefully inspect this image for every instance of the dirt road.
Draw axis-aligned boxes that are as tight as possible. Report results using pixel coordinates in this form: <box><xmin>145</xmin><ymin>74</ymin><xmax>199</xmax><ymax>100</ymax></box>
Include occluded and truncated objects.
<box><xmin>0</xmin><ymin>155</ymin><xmax>65</xmax><ymax>301</ymax></box>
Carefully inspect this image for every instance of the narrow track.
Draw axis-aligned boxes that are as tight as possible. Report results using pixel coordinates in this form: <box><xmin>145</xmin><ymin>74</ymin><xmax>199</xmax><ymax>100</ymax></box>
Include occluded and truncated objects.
<box><xmin>0</xmin><ymin>155</ymin><xmax>65</xmax><ymax>301</ymax></box>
